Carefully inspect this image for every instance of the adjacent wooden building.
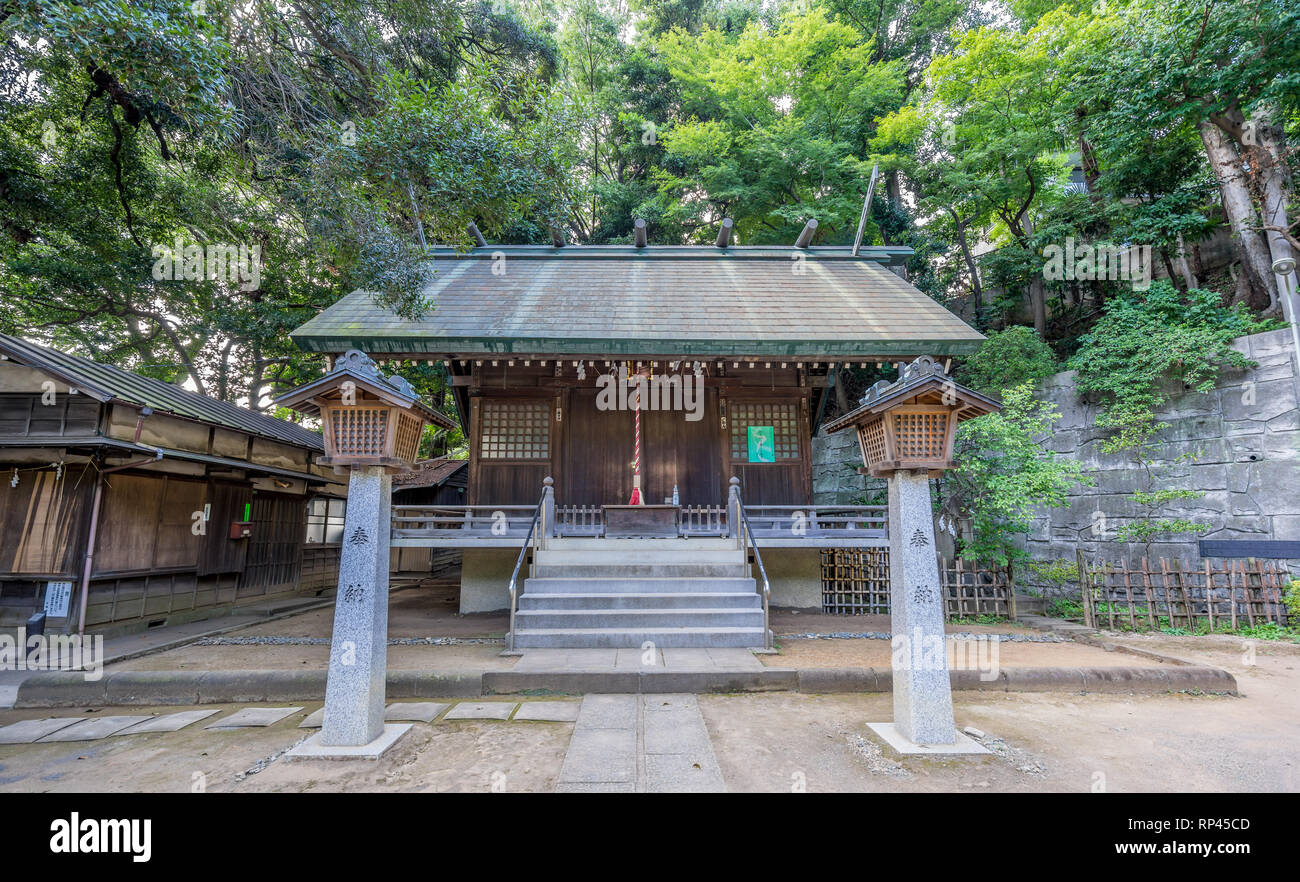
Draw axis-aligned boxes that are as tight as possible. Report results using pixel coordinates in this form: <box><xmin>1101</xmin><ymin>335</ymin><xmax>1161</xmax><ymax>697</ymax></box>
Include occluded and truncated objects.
<box><xmin>0</xmin><ymin>334</ymin><xmax>349</xmax><ymax>634</ymax></box>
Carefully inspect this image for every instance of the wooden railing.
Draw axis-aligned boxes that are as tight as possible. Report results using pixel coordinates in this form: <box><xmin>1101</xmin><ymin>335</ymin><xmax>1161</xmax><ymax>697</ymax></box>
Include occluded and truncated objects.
<box><xmin>555</xmin><ymin>504</ymin><xmax>603</xmax><ymax>536</ymax></box>
<box><xmin>506</xmin><ymin>479</ymin><xmax>552</xmax><ymax>653</ymax></box>
<box><xmin>731</xmin><ymin>479</ymin><xmax>772</xmax><ymax>651</ymax></box>
<box><xmin>742</xmin><ymin>505</ymin><xmax>887</xmax><ymax>540</ymax></box>
<box><xmin>393</xmin><ymin>501</ymin><xmax>889</xmax><ymax>543</ymax></box>
<box><xmin>392</xmin><ymin>505</ymin><xmax>538</xmax><ymax>538</ymax></box>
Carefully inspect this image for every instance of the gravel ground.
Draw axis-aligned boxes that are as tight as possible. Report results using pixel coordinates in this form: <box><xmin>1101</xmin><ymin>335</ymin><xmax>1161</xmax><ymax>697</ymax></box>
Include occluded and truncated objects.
<box><xmin>0</xmin><ymin>635</ymin><xmax>1292</xmax><ymax>792</ymax></box>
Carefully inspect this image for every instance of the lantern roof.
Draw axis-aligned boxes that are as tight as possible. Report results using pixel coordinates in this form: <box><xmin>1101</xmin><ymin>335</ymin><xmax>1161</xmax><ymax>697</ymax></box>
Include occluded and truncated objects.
<box><xmin>823</xmin><ymin>355</ymin><xmax>1001</xmax><ymax>433</ymax></box>
<box><xmin>274</xmin><ymin>349</ymin><xmax>457</xmax><ymax>430</ymax></box>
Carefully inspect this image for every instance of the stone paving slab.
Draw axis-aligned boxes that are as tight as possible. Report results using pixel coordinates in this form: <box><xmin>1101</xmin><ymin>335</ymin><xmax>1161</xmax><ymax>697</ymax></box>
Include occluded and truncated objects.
<box><xmin>556</xmin><ymin>781</ymin><xmax>636</xmax><ymax>793</ymax></box>
<box><xmin>556</xmin><ymin>692</ymin><xmax>725</xmax><ymax>792</ymax></box>
<box><xmin>38</xmin><ymin>715</ymin><xmax>153</xmax><ymax>742</ymax></box>
<box><xmin>443</xmin><ymin>701</ymin><xmax>517</xmax><ymax>721</ymax></box>
<box><xmin>644</xmin><ymin>753</ymin><xmax>725</xmax><ymax>793</ymax></box>
<box><xmin>513</xmin><ymin>701</ymin><xmax>581</xmax><ymax>722</ymax></box>
<box><xmin>574</xmin><ymin>694</ymin><xmax>637</xmax><ymax>729</ymax></box>
<box><xmin>385</xmin><ymin>702</ymin><xmax>449</xmax><ymax>722</ymax></box>
<box><xmin>206</xmin><ymin>706</ymin><xmax>304</xmax><ymax>728</ymax></box>
<box><xmin>559</xmin><ymin>728</ymin><xmax>637</xmax><ymax>784</ymax></box>
<box><xmin>116</xmin><ymin>709</ymin><xmax>220</xmax><ymax>734</ymax></box>
<box><xmin>299</xmin><ymin>708</ymin><xmax>325</xmax><ymax>728</ymax></box>
<box><xmin>0</xmin><ymin>716</ymin><xmax>85</xmax><ymax>744</ymax></box>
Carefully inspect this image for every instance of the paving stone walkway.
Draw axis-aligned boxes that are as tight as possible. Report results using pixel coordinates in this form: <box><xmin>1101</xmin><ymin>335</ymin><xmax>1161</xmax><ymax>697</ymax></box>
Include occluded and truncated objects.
<box><xmin>0</xmin><ymin>699</ymin><xmax>584</xmax><ymax>744</ymax></box>
<box><xmin>557</xmin><ymin>693</ymin><xmax>725</xmax><ymax>793</ymax></box>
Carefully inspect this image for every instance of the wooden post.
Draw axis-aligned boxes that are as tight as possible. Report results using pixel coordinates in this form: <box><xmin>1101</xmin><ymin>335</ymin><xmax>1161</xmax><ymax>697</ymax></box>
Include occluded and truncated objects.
<box><xmin>1142</xmin><ymin>557</ymin><xmax>1156</xmax><ymax>629</ymax></box>
<box><xmin>1205</xmin><ymin>559</ymin><xmax>1215</xmax><ymax>631</ymax></box>
<box><xmin>715</xmin><ymin>217</ymin><xmax>734</xmax><ymax>248</ymax></box>
<box><xmin>1227</xmin><ymin>562</ymin><xmax>1237</xmax><ymax>630</ymax></box>
<box><xmin>794</xmin><ymin>218</ymin><xmax>818</xmax><ymax>248</ymax></box>
<box><xmin>541</xmin><ymin>476</ymin><xmax>555</xmax><ymax>546</ymax></box>
<box><xmin>1122</xmin><ymin>559</ymin><xmax>1136</xmax><ymax>630</ymax></box>
<box><xmin>1007</xmin><ymin>560</ymin><xmax>1017</xmax><ymax>621</ymax></box>
<box><xmin>633</xmin><ymin>217</ymin><xmax>648</xmax><ymax>248</ymax></box>
<box><xmin>1173</xmin><ymin>559</ymin><xmax>1195</xmax><ymax>631</ymax></box>
<box><xmin>1076</xmin><ymin>549</ymin><xmax>1093</xmax><ymax>629</ymax></box>
<box><xmin>1241</xmin><ymin>561</ymin><xmax>1256</xmax><ymax>628</ymax></box>
<box><xmin>727</xmin><ymin>476</ymin><xmax>740</xmax><ymax>540</ymax></box>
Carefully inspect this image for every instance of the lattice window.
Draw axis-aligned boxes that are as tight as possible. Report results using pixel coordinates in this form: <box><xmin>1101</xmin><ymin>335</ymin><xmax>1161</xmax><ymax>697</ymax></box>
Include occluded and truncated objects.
<box><xmin>480</xmin><ymin>400</ymin><xmax>550</xmax><ymax>460</ymax></box>
<box><xmin>729</xmin><ymin>401</ymin><xmax>799</xmax><ymax>461</ymax></box>
<box><xmin>892</xmin><ymin>410</ymin><xmax>948</xmax><ymax>460</ymax></box>
<box><xmin>330</xmin><ymin>407</ymin><xmax>388</xmax><ymax>456</ymax></box>
<box><xmin>306</xmin><ymin>497</ymin><xmax>346</xmax><ymax>544</ymax></box>
<box><xmin>857</xmin><ymin>417</ymin><xmax>888</xmax><ymax>466</ymax></box>
<box><xmin>393</xmin><ymin>412</ymin><xmax>423</xmax><ymax>462</ymax></box>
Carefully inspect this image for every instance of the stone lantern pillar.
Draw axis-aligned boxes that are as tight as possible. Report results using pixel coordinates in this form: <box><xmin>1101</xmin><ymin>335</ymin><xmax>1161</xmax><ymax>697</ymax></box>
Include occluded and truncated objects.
<box><xmin>824</xmin><ymin>356</ymin><xmax>1001</xmax><ymax>752</ymax></box>
<box><xmin>275</xmin><ymin>350</ymin><xmax>451</xmax><ymax>755</ymax></box>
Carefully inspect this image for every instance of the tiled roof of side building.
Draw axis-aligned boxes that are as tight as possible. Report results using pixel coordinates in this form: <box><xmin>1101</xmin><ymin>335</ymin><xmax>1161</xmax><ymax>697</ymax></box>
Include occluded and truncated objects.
<box><xmin>289</xmin><ymin>245</ymin><xmax>985</xmax><ymax>357</ymax></box>
<box><xmin>0</xmin><ymin>333</ymin><xmax>325</xmax><ymax>451</ymax></box>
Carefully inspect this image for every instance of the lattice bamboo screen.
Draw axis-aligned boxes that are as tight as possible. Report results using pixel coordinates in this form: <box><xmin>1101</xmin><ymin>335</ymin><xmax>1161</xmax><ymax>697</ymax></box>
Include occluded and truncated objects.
<box><xmin>820</xmin><ymin>550</ymin><xmax>1015</xmax><ymax>619</ymax></box>
<box><xmin>1079</xmin><ymin>557</ymin><xmax>1291</xmax><ymax>630</ymax></box>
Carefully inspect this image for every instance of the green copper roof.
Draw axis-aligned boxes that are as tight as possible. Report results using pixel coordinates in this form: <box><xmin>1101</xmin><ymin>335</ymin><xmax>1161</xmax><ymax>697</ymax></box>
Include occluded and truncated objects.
<box><xmin>290</xmin><ymin>245</ymin><xmax>984</xmax><ymax>358</ymax></box>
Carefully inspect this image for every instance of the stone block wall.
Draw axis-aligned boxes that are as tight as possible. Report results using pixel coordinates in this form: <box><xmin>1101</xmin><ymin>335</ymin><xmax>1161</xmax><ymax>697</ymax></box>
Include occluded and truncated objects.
<box><xmin>812</xmin><ymin>328</ymin><xmax>1300</xmax><ymax>595</ymax></box>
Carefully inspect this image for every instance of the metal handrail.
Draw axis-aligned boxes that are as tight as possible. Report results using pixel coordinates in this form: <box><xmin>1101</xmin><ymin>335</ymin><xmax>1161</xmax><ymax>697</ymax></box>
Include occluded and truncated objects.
<box><xmin>735</xmin><ymin>492</ymin><xmax>773</xmax><ymax>652</ymax></box>
<box><xmin>506</xmin><ymin>482</ymin><xmax>549</xmax><ymax>653</ymax></box>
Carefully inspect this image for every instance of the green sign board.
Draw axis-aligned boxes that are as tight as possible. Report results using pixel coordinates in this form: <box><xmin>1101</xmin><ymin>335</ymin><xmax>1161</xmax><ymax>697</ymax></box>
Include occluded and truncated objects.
<box><xmin>747</xmin><ymin>425</ymin><xmax>775</xmax><ymax>463</ymax></box>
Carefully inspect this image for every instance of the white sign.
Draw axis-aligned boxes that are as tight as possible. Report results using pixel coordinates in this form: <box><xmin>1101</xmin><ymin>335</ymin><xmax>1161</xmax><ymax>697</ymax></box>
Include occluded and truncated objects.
<box><xmin>44</xmin><ymin>581</ymin><xmax>73</xmax><ymax>618</ymax></box>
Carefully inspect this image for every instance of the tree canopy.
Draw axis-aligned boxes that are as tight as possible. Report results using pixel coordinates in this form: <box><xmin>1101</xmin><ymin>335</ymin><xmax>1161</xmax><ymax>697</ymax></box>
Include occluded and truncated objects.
<box><xmin>2</xmin><ymin>0</ymin><xmax>1296</xmax><ymax>425</ymax></box>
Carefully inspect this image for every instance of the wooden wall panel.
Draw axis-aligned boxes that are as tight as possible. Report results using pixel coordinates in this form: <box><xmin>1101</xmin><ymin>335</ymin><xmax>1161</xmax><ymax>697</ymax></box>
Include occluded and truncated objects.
<box><xmin>240</xmin><ymin>493</ymin><xmax>305</xmax><ymax>595</ymax></box>
<box><xmin>561</xmin><ymin>388</ymin><xmax>634</xmax><ymax>505</ymax></box>
<box><xmin>199</xmin><ymin>482</ymin><xmax>252</xmax><ymax>575</ymax></box>
<box><xmin>0</xmin><ymin>464</ymin><xmax>91</xmax><ymax>576</ymax></box>
<box><xmin>642</xmin><ymin>389</ymin><xmax>723</xmax><ymax>505</ymax></box>
<box><xmin>154</xmin><ymin>478</ymin><xmax>206</xmax><ymax>569</ymax></box>
<box><xmin>95</xmin><ymin>474</ymin><xmax>163</xmax><ymax>573</ymax></box>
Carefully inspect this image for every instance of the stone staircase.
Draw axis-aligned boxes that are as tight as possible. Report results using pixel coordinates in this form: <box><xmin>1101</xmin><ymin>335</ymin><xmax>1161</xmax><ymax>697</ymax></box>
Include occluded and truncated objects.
<box><xmin>509</xmin><ymin>537</ymin><xmax>768</xmax><ymax>648</ymax></box>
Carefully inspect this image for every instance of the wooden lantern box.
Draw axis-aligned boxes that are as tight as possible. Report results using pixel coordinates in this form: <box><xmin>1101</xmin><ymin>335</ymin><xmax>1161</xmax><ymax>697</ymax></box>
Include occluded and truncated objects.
<box><xmin>825</xmin><ymin>356</ymin><xmax>1000</xmax><ymax>477</ymax></box>
<box><xmin>319</xmin><ymin>392</ymin><xmax>425</xmax><ymax>464</ymax></box>
<box><xmin>274</xmin><ymin>349</ymin><xmax>457</xmax><ymax>471</ymax></box>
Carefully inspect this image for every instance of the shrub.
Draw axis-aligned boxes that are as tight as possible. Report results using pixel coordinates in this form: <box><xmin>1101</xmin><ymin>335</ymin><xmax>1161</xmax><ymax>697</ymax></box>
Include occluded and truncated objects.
<box><xmin>958</xmin><ymin>326</ymin><xmax>1059</xmax><ymax>397</ymax></box>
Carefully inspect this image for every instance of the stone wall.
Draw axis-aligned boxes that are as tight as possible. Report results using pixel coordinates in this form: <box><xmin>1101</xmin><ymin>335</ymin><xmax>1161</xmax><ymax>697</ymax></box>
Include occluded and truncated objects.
<box><xmin>812</xmin><ymin>328</ymin><xmax>1300</xmax><ymax>594</ymax></box>
<box><xmin>1023</xmin><ymin>328</ymin><xmax>1299</xmax><ymax>592</ymax></box>
<box><xmin>811</xmin><ymin>426</ymin><xmax>886</xmax><ymax>506</ymax></box>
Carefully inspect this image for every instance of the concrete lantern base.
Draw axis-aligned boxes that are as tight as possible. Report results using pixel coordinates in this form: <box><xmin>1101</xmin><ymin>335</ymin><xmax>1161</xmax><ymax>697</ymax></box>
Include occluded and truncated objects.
<box><xmin>284</xmin><ymin>723</ymin><xmax>413</xmax><ymax>761</ymax></box>
<box><xmin>865</xmin><ymin>722</ymin><xmax>990</xmax><ymax>758</ymax></box>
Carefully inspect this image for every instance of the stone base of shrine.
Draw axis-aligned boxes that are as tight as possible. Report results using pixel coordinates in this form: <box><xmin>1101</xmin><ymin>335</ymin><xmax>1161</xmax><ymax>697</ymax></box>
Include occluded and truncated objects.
<box><xmin>284</xmin><ymin>723</ymin><xmax>413</xmax><ymax>761</ymax></box>
<box><xmin>865</xmin><ymin>722</ymin><xmax>991</xmax><ymax>758</ymax></box>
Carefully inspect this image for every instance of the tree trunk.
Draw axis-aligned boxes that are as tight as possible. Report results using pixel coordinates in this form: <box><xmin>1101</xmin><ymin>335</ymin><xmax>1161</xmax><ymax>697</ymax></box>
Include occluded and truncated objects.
<box><xmin>1199</xmin><ymin>120</ymin><xmax>1277</xmax><ymax>310</ymax></box>
<box><xmin>1175</xmin><ymin>232</ymin><xmax>1198</xmax><ymax>290</ymax></box>
<box><xmin>1021</xmin><ymin>213</ymin><xmax>1047</xmax><ymax>337</ymax></box>
<box><xmin>946</xmin><ymin>208</ymin><xmax>983</xmax><ymax>304</ymax></box>
<box><xmin>1251</xmin><ymin>106</ymin><xmax>1295</xmax><ymax>317</ymax></box>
